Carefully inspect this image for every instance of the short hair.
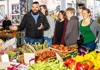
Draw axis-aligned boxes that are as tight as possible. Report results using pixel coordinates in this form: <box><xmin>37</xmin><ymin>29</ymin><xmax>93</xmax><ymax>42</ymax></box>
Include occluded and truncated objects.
<box><xmin>66</xmin><ymin>7</ymin><xmax>75</xmax><ymax>15</ymax></box>
<box><xmin>32</xmin><ymin>1</ymin><xmax>39</xmax><ymax>5</ymax></box>
<box><xmin>77</xmin><ymin>4</ymin><xmax>86</xmax><ymax>9</ymax></box>
<box><xmin>40</xmin><ymin>5</ymin><xmax>48</xmax><ymax>16</ymax></box>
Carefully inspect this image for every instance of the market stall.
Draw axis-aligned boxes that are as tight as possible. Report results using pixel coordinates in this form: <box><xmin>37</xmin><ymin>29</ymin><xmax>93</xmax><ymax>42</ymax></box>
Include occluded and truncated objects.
<box><xmin>0</xmin><ymin>36</ymin><xmax>100</xmax><ymax>70</ymax></box>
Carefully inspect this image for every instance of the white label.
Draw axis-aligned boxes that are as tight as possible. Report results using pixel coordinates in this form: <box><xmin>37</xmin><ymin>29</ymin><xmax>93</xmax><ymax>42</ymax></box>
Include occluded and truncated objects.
<box><xmin>1</xmin><ymin>54</ymin><xmax>9</xmax><ymax>62</ymax></box>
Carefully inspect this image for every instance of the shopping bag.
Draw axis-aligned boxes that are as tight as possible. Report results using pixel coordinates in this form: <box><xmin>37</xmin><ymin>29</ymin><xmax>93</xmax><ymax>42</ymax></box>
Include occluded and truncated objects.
<box><xmin>4</xmin><ymin>37</ymin><xmax>17</xmax><ymax>50</ymax></box>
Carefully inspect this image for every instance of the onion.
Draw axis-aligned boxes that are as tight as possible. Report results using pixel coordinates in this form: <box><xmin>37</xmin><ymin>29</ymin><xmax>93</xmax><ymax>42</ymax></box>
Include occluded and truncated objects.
<box><xmin>80</xmin><ymin>52</ymin><xmax>85</xmax><ymax>56</ymax></box>
<box><xmin>78</xmin><ymin>46</ymin><xmax>87</xmax><ymax>56</ymax></box>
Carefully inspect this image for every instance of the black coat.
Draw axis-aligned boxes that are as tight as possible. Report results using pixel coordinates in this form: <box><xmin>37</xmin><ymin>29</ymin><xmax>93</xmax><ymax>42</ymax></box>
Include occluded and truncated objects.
<box><xmin>18</xmin><ymin>11</ymin><xmax>49</xmax><ymax>39</ymax></box>
<box><xmin>2</xmin><ymin>20</ymin><xmax>12</xmax><ymax>30</ymax></box>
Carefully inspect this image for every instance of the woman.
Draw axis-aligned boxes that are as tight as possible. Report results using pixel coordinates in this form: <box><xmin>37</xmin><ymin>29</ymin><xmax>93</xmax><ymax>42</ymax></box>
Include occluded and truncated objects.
<box><xmin>53</xmin><ymin>11</ymin><xmax>68</xmax><ymax>45</ymax></box>
<box><xmin>79</xmin><ymin>8</ymin><xmax>100</xmax><ymax>51</ymax></box>
<box><xmin>40</xmin><ymin>5</ymin><xmax>55</xmax><ymax>47</ymax></box>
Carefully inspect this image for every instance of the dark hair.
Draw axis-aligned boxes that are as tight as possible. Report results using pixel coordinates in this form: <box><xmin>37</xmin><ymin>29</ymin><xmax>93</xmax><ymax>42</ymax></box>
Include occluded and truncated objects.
<box><xmin>82</xmin><ymin>8</ymin><xmax>91</xmax><ymax>16</ymax></box>
<box><xmin>82</xmin><ymin>8</ymin><xmax>91</xmax><ymax>13</ymax></box>
<box><xmin>77</xmin><ymin>4</ymin><xmax>86</xmax><ymax>9</ymax></box>
<box><xmin>32</xmin><ymin>1</ymin><xmax>39</xmax><ymax>5</ymax></box>
<box><xmin>58</xmin><ymin>10</ymin><xmax>66</xmax><ymax>21</ymax></box>
<box><xmin>40</xmin><ymin>5</ymin><xmax>48</xmax><ymax>16</ymax></box>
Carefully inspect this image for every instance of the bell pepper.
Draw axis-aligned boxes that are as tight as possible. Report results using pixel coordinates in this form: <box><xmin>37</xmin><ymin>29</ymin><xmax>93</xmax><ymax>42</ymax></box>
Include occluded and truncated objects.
<box><xmin>89</xmin><ymin>51</ymin><xmax>97</xmax><ymax>59</ymax></box>
<box><xmin>69</xmin><ymin>61</ymin><xmax>76</xmax><ymax>69</ymax></box>
<box><xmin>64</xmin><ymin>58</ymin><xmax>75</xmax><ymax>67</ymax></box>
<box><xmin>98</xmin><ymin>68</ymin><xmax>100</xmax><ymax>70</ymax></box>
<box><xmin>83</xmin><ymin>60</ymin><xmax>94</xmax><ymax>70</ymax></box>
<box><xmin>73</xmin><ymin>55</ymin><xmax>84</xmax><ymax>62</ymax></box>
<box><xmin>62</xmin><ymin>54</ymin><xmax>71</xmax><ymax>61</ymax></box>
<box><xmin>75</xmin><ymin>62</ymin><xmax>89</xmax><ymax>70</ymax></box>
<box><xmin>70</xmin><ymin>50</ymin><xmax>78</xmax><ymax>58</ymax></box>
<box><xmin>97</xmin><ymin>53</ymin><xmax>100</xmax><ymax>60</ymax></box>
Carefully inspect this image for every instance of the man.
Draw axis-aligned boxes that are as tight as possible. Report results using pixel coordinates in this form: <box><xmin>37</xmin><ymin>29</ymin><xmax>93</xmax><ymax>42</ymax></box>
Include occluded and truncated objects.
<box><xmin>2</xmin><ymin>16</ymin><xmax>12</xmax><ymax>30</ymax></box>
<box><xmin>9</xmin><ymin>1</ymin><xmax>49</xmax><ymax>44</ymax></box>
<box><xmin>77</xmin><ymin>4</ymin><xmax>86</xmax><ymax>22</ymax></box>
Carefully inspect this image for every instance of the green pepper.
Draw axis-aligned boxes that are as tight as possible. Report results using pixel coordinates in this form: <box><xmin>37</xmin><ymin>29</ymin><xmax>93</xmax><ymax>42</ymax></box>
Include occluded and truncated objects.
<box><xmin>62</xmin><ymin>54</ymin><xmax>71</xmax><ymax>61</ymax></box>
<box><xmin>70</xmin><ymin>51</ymin><xmax>78</xmax><ymax>58</ymax></box>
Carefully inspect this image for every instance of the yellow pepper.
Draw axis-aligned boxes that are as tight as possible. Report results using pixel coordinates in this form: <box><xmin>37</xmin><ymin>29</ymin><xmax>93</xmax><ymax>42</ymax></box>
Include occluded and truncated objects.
<box><xmin>73</xmin><ymin>55</ymin><xmax>84</xmax><ymax>62</ymax></box>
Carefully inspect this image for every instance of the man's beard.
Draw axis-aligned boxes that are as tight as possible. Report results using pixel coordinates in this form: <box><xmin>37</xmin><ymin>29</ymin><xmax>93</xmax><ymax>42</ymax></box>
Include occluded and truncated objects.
<box><xmin>32</xmin><ymin>10</ymin><xmax>39</xmax><ymax>15</ymax></box>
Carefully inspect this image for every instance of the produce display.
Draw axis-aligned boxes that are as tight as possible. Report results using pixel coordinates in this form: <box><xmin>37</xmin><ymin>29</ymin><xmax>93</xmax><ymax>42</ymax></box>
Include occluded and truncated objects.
<box><xmin>64</xmin><ymin>51</ymin><xmax>100</xmax><ymax>70</ymax></box>
<box><xmin>78</xmin><ymin>46</ymin><xmax>90</xmax><ymax>56</ymax></box>
<box><xmin>18</xmin><ymin>43</ymin><xmax>34</xmax><ymax>54</ymax></box>
<box><xmin>6</xmin><ymin>50</ymin><xmax>17</xmax><ymax>60</ymax></box>
<box><xmin>36</xmin><ymin>50</ymin><xmax>56</xmax><ymax>62</ymax></box>
<box><xmin>62</xmin><ymin>50</ymin><xmax>78</xmax><ymax>61</ymax></box>
<box><xmin>0</xmin><ymin>30</ymin><xmax>16</xmax><ymax>37</ymax></box>
<box><xmin>0</xmin><ymin>34</ymin><xmax>100</xmax><ymax>70</ymax></box>
<box><xmin>51</xmin><ymin>44</ymin><xmax>68</xmax><ymax>53</ymax></box>
<box><xmin>28</xmin><ymin>60</ymin><xmax>70</xmax><ymax>70</ymax></box>
<box><xmin>30</xmin><ymin>40</ymin><xmax>48</xmax><ymax>51</ymax></box>
<box><xmin>51</xmin><ymin>44</ymin><xmax>77</xmax><ymax>54</ymax></box>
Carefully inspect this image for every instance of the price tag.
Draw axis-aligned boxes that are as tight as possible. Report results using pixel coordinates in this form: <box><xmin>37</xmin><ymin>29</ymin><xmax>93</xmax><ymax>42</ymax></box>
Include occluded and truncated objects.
<box><xmin>24</xmin><ymin>53</ymin><xmax>35</xmax><ymax>64</ymax></box>
<box><xmin>1</xmin><ymin>54</ymin><xmax>9</xmax><ymax>62</ymax></box>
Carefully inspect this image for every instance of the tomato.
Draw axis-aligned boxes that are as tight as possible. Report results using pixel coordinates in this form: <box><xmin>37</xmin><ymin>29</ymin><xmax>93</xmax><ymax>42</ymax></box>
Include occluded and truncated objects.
<box><xmin>64</xmin><ymin>47</ymin><xmax>68</xmax><ymax>51</ymax></box>
<box><xmin>60</xmin><ymin>44</ymin><xmax>64</xmax><ymax>47</ymax></box>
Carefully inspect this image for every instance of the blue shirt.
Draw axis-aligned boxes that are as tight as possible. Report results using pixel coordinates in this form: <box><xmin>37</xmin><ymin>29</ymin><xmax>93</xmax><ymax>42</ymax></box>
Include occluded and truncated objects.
<box><xmin>31</xmin><ymin>12</ymin><xmax>39</xmax><ymax>24</ymax></box>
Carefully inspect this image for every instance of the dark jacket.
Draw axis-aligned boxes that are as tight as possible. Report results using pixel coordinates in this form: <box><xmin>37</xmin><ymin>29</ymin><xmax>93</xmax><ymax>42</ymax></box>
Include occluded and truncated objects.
<box><xmin>54</xmin><ymin>19</ymin><xmax>68</xmax><ymax>45</ymax></box>
<box><xmin>65</xmin><ymin>16</ymin><xmax>79</xmax><ymax>46</ymax></box>
<box><xmin>2</xmin><ymin>20</ymin><xmax>12</xmax><ymax>30</ymax></box>
<box><xmin>18</xmin><ymin>11</ymin><xmax>49</xmax><ymax>39</ymax></box>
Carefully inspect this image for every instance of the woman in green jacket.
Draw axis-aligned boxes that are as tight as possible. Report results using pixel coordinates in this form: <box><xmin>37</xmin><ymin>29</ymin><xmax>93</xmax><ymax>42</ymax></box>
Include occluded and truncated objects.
<box><xmin>79</xmin><ymin>8</ymin><xmax>100</xmax><ymax>51</ymax></box>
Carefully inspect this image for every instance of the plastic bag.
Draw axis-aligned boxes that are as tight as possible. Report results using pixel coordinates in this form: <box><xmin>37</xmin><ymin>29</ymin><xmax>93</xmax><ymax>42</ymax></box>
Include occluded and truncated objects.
<box><xmin>4</xmin><ymin>37</ymin><xmax>17</xmax><ymax>50</ymax></box>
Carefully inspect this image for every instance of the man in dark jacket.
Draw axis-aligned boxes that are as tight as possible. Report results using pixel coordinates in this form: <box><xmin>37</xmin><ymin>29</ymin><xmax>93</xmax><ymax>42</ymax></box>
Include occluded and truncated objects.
<box><xmin>9</xmin><ymin>2</ymin><xmax>49</xmax><ymax>44</ymax></box>
<box><xmin>2</xmin><ymin>16</ymin><xmax>12</xmax><ymax>30</ymax></box>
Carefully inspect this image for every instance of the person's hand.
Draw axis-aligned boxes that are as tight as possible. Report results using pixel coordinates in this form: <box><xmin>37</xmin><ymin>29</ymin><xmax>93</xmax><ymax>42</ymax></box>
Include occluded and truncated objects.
<box><xmin>95</xmin><ymin>38</ymin><xmax>99</xmax><ymax>43</ymax></box>
<box><xmin>38</xmin><ymin>23</ymin><xmax>44</xmax><ymax>30</ymax></box>
<box><xmin>9</xmin><ymin>25</ymin><xmax>18</xmax><ymax>31</ymax></box>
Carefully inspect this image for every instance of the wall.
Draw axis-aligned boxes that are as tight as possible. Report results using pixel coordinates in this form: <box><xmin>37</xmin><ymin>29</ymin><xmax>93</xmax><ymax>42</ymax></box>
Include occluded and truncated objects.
<box><xmin>61</xmin><ymin>0</ymin><xmax>76</xmax><ymax>10</ymax></box>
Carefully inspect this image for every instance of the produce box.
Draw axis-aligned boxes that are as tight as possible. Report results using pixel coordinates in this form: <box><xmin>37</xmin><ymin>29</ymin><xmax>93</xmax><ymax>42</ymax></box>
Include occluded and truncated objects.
<box><xmin>30</xmin><ymin>41</ymin><xmax>48</xmax><ymax>51</ymax></box>
<box><xmin>35</xmin><ymin>48</ymin><xmax>50</xmax><ymax>55</ymax></box>
<box><xmin>50</xmin><ymin>44</ymin><xmax>77</xmax><ymax>56</ymax></box>
<box><xmin>0</xmin><ymin>30</ymin><xmax>16</xmax><ymax>38</ymax></box>
<box><xmin>35</xmin><ymin>48</ymin><xmax>56</xmax><ymax>62</ymax></box>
